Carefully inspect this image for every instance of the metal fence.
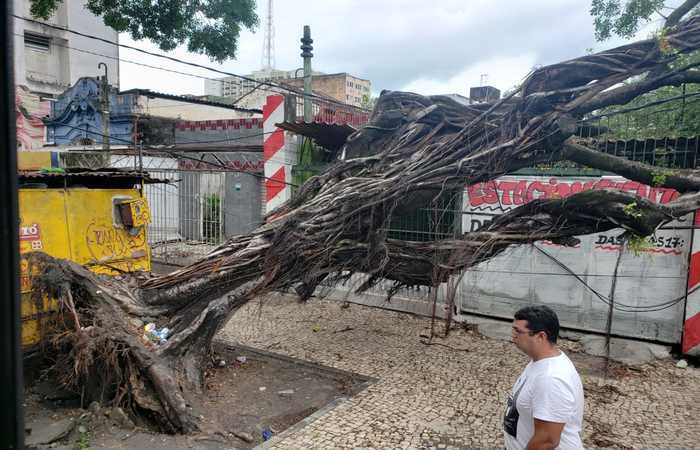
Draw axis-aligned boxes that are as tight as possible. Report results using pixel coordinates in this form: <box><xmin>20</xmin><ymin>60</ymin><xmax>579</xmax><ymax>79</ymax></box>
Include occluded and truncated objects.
<box><xmin>145</xmin><ymin>169</ymin><xmax>226</xmax><ymax>262</ymax></box>
<box><xmin>575</xmin><ymin>84</ymin><xmax>700</xmax><ymax>170</ymax></box>
<box><xmin>291</xmin><ymin>94</ymin><xmax>371</xmax><ymax>127</ymax></box>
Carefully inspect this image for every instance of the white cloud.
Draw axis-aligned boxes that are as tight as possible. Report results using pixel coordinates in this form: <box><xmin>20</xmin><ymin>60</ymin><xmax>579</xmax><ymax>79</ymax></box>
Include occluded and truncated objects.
<box><xmin>402</xmin><ymin>53</ymin><xmax>537</xmax><ymax>96</ymax></box>
<box><xmin>116</xmin><ymin>0</ymin><xmax>669</xmax><ymax>98</ymax></box>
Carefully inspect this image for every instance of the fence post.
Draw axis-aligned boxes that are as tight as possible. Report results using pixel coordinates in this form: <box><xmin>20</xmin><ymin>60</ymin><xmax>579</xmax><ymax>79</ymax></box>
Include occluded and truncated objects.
<box><xmin>683</xmin><ymin>210</ymin><xmax>700</xmax><ymax>356</ymax></box>
<box><xmin>263</xmin><ymin>94</ymin><xmax>292</xmax><ymax>213</ymax></box>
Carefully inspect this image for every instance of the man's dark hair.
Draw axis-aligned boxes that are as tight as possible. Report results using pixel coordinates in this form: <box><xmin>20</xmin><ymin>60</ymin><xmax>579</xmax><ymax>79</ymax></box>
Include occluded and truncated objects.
<box><xmin>514</xmin><ymin>305</ymin><xmax>559</xmax><ymax>344</ymax></box>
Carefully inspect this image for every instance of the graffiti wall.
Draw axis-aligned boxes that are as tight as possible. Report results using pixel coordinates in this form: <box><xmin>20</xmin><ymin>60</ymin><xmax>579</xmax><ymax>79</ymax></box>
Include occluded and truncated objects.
<box><xmin>461</xmin><ymin>175</ymin><xmax>691</xmax><ymax>343</ymax></box>
<box><xmin>16</xmin><ymin>86</ymin><xmax>50</xmax><ymax>151</ymax></box>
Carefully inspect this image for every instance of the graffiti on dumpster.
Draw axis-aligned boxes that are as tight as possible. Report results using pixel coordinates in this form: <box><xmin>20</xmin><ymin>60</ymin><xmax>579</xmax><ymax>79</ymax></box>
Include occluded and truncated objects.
<box><xmin>19</xmin><ymin>222</ymin><xmax>43</xmax><ymax>251</ymax></box>
<box><xmin>85</xmin><ymin>220</ymin><xmax>146</xmax><ymax>264</ymax></box>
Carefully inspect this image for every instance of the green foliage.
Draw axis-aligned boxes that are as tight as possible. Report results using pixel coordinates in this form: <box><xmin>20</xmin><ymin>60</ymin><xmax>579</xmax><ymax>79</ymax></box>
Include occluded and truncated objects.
<box><xmin>591</xmin><ymin>49</ymin><xmax>700</xmax><ymax>144</ymax></box>
<box><xmin>622</xmin><ymin>201</ymin><xmax>643</xmax><ymax>218</ymax></box>
<box><xmin>651</xmin><ymin>170</ymin><xmax>672</xmax><ymax>186</ymax></box>
<box><xmin>590</xmin><ymin>0</ymin><xmax>665</xmax><ymax>41</ymax></box>
<box><xmin>627</xmin><ymin>233</ymin><xmax>653</xmax><ymax>255</ymax></box>
<box><xmin>28</xmin><ymin>0</ymin><xmax>258</xmax><ymax>62</ymax></box>
<box><xmin>74</xmin><ymin>430</ymin><xmax>90</xmax><ymax>450</ymax></box>
<box><xmin>203</xmin><ymin>194</ymin><xmax>221</xmax><ymax>242</ymax></box>
<box><xmin>361</xmin><ymin>95</ymin><xmax>378</xmax><ymax>110</ymax></box>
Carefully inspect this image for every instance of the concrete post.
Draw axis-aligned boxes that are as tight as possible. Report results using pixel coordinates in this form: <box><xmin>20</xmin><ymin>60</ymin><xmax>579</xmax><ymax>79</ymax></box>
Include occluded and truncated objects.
<box><xmin>300</xmin><ymin>26</ymin><xmax>313</xmax><ymax>123</ymax></box>
<box><xmin>98</xmin><ymin>62</ymin><xmax>110</xmax><ymax>151</ymax></box>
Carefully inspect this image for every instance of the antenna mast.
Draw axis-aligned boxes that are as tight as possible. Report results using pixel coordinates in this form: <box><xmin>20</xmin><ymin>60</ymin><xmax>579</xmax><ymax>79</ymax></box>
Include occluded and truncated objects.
<box><xmin>261</xmin><ymin>0</ymin><xmax>275</xmax><ymax>71</ymax></box>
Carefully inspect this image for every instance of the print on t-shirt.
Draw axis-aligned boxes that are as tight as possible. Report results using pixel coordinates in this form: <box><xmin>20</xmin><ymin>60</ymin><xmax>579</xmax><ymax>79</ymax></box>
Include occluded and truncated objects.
<box><xmin>503</xmin><ymin>377</ymin><xmax>526</xmax><ymax>437</ymax></box>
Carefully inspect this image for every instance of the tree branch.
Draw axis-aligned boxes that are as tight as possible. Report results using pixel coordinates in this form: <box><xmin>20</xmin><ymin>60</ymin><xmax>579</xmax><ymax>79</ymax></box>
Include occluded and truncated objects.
<box><xmin>574</xmin><ymin>69</ymin><xmax>700</xmax><ymax>114</ymax></box>
<box><xmin>562</xmin><ymin>140</ymin><xmax>700</xmax><ymax>193</ymax></box>
<box><xmin>666</xmin><ymin>0</ymin><xmax>700</xmax><ymax>28</ymax></box>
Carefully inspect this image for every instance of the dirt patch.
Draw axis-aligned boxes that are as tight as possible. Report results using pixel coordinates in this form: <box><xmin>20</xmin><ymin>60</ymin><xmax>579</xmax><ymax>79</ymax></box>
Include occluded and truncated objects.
<box><xmin>23</xmin><ymin>343</ymin><xmax>373</xmax><ymax>449</ymax></box>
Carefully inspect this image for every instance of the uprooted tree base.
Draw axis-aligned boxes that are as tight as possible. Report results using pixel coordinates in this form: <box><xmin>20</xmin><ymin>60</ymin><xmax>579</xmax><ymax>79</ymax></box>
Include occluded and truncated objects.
<box><xmin>28</xmin><ymin>11</ymin><xmax>700</xmax><ymax>433</ymax></box>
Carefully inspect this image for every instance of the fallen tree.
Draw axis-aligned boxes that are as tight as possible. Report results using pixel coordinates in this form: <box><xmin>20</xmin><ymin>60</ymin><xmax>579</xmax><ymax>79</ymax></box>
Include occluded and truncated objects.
<box><xmin>29</xmin><ymin>5</ymin><xmax>700</xmax><ymax>433</ymax></box>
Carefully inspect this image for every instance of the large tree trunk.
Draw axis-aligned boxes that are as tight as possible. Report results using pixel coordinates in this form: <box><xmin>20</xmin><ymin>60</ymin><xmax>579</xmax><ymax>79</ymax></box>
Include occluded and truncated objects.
<box><xmin>29</xmin><ymin>12</ymin><xmax>700</xmax><ymax>433</ymax></box>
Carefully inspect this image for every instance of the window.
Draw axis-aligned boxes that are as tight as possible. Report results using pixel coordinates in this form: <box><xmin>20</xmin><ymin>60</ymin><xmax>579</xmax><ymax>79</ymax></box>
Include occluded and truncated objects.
<box><xmin>24</xmin><ymin>33</ymin><xmax>50</xmax><ymax>52</ymax></box>
<box><xmin>24</xmin><ymin>32</ymin><xmax>57</xmax><ymax>84</ymax></box>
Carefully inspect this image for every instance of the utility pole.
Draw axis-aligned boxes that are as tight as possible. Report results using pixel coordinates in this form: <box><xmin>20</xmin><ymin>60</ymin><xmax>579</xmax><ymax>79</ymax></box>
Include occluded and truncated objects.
<box><xmin>98</xmin><ymin>62</ymin><xmax>110</xmax><ymax>151</ymax></box>
<box><xmin>300</xmin><ymin>25</ymin><xmax>313</xmax><ymax>123</ymax></box>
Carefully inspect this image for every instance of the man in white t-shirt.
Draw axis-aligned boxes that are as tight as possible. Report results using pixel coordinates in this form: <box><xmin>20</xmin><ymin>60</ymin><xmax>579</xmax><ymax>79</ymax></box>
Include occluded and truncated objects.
<box><xmin>503</xmin><ymin>305</ymin><xmax>584</xmax><ymax>450</ymax></box>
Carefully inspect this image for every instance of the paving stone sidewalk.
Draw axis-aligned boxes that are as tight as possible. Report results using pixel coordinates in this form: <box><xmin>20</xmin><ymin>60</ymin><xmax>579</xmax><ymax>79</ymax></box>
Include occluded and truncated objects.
<box><xmin>218</xmin><ymin>294</ymin><xmax>700</xmax><ymax>449</ymax></box>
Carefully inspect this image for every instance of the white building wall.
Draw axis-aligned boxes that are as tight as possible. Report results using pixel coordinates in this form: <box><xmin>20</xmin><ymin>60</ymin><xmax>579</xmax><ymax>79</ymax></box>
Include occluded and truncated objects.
<box><xmin>135</xmin><ymin>97</ymin><xmax>258</xmax><ymax>121</ymax></box>
<box><xmin>13</xmin><ymin>0</ymin><xmax>119</xmax><ymax>96</ymax></box>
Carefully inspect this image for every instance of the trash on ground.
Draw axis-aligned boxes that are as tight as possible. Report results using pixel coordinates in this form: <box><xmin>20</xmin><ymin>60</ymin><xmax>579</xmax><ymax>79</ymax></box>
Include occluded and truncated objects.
<box><xmin>262</xmin><ymin>427</ymin><xmax>273</xmax><ymax>441</ymax></box>
<box><xmin>143</xmin><ymin>323</ymin><xmax>169</xmax><ymax>344</ymax></box>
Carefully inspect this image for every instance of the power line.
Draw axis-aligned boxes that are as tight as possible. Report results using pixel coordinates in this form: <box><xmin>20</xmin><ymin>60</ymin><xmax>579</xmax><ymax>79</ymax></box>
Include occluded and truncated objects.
<box><xmin>45</xmin><ymin>121</ymin><xmax>298</xmax><ymax>187</ymax></box>
<box><xmin>14</xmin><ymin>30</ymin><xmax>281</xmax><ymax>112</ymax></box>
<box><xmin>12</xmin><ymin>32</ymin><xmax>251</xmax><ymax>89</ymax></box>
<box><xmin>532</xmin><ymin>244</ymin><xmax>689</xmax><ymax>312</ymax></box>
<box><xmin>25</xmin><ymin>106</ymin><xmax>298</xmax><ymax>165</ymax></box>
<box><xmin>14</xmin><ymin>15</ymin><xmax>371</xmax><ymax>112</ymax></box>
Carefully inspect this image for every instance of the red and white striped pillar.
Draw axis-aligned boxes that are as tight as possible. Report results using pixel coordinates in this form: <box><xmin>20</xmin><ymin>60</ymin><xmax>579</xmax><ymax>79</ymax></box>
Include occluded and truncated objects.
<box><xmin>263</xmin><ymin>95</ymin><xmax>293</xmax><ymax>213</ymax></box>
<box><xmin>683</xmin><ymin>211</ymin><xmax>700</xmax><ymax>356</ymax></box>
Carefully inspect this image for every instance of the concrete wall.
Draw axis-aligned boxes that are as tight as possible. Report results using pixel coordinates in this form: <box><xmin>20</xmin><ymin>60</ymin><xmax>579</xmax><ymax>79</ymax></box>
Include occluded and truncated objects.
<box><xmin>175</xmin><ymin>118</ymin><xmax>263</xmax><ymax>146</ymax></box>
<box><xmin>458</xmin><ymin>175</ymin><xmax>690</xmax><ymax>344</ymax></box>
<box><xmin>13</xmin><ymin>0</ymin><xmax>120</xmax><ymax>95</ymax></box>
<box><xmin>178</xmin><ymin>172</ymin><xmax>202</xmax><ymax>241</ymax></box>
<box><xmin>136</xmin><ymin>97</ymin><xmax>258</xmax><ymax>121</ymax></box>
<box><xmin>224</xmin><ymin>171</ymin><xmax>262</xmax><ymax>236</ymax></box>
<box><xmin>283</xmin><ymin>73</ymin><xmax>371</xmax><ymax>108</ymax></box>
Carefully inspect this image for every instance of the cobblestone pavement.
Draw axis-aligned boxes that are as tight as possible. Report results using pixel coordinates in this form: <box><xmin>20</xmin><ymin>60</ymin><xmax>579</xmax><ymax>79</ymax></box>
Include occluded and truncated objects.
<box><xmin>219</xmin><ymin>294</ymin><xmax>700</xmax><ymax>449</ymax></box>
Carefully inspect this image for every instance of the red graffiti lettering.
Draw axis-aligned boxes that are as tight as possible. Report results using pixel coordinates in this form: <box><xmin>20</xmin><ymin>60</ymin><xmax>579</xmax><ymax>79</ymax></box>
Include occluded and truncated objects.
<box><xmin>466</xmin><ymin>177</ymin><xmax>680</xmax><ymax>207</ymax></box>
<box><xmin>497</xmin><ymin>181</ymin><xmax>518</xmax><ymax>205</ymax></box>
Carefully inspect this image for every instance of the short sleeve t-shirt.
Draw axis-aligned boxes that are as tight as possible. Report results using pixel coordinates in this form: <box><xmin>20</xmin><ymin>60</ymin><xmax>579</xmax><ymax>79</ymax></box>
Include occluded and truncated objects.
<box><xmin>503</xmin><ymin>352</ymin><xmax>584</xmax><ymax>450</ymax></box>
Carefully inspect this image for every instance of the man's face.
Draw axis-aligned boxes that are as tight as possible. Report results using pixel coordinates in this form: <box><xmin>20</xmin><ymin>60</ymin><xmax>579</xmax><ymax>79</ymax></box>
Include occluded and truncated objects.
<box><xmin>511</xmin><ymin>319</ymin><xmax>538</xmax><ymax>354</ymax></box>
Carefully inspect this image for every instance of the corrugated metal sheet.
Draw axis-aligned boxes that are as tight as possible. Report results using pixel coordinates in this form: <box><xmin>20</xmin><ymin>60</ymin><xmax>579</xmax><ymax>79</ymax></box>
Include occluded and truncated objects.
<box><xmin>276</xmin><ymin>121</ymin><xmax>356</xmax><ymax>151</ymax></box>
<box><xmin>18</xmin><ymin>169</ymin><xmax>166</xmax><ymax>186</ymax></box>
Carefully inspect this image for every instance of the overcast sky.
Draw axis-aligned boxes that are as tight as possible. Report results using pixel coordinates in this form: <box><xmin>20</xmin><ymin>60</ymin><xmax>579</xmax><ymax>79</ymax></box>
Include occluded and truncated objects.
<box><xmin>118</xmin><ymin>0</ymin><xmax>666</xmax><ymax>98</ymax></box>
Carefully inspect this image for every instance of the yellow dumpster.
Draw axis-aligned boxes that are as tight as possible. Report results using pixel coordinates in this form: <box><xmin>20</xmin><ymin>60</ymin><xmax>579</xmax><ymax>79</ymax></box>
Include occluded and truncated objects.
<box><xmin>18</xmin><ymin>164</ymin><xmax>154</xmax><ymax>351</ymax></box>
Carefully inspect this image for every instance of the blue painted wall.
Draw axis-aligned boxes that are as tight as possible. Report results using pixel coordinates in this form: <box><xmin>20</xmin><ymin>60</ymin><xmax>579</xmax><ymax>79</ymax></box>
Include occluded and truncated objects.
<box><xmin>45</xmin><ymin>77</ymin><xmax>137</xmax><ymax>146</ymax></box>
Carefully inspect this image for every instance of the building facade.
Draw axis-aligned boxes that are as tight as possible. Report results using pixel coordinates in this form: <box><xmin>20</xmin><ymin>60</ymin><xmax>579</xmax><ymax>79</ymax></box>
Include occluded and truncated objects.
<box><xmin>13</xmin><ymin>0</ymin><xmax>120</xmax><ymax>97</ymax></box>
<box><xmin>283</xmin><ymin>73</ymin><xmax>371</xmax><ymax>108</ymax></box>
<box><xmin>205</xmin><ymin>70</ymin><xmax>371</xmax><ymax>109</ymax></box>
<box><xmin>44</xmin><ymin>78</ymin><xmax>261</xmax><ymax>147</ymax></box>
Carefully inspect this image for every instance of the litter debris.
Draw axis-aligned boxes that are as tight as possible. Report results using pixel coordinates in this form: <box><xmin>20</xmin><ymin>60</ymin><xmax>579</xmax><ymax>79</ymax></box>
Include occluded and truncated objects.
<box><xmin>236</xmin><ymin>356</ymin><xmax>247</xmax><ymax>364</ymax></box>
<box><xmin>262</xmin><ymin>427</ymin><xmax>273</xmax><ymax>441</ymax></box>
<box><xmin>233</xmin><ymin>431</ymin><xmax>254</xmax><ymax>443</ymax></box>
<box><xmin>676</xmin><ymin>359</ymin><xmax>689</xmax><ymax>369</ymax></box>
<box><xmin>218</xmin><ymin>359</ymin><xmax>227</xmax><ymax>367</ymax></box>
<box><xmin>259</xmin><ymin>386</ymin><xmax>267</xmax><ymax>392</ymax></box>
<box><xmin>277</xmin><ymin>389</ymin><xmax>294</xmax><ymax>397</ymax></box>
<box><xmin>143</xmin><ymin>323</ymin><xmax>169</xmax><ymax>344</ymax></box>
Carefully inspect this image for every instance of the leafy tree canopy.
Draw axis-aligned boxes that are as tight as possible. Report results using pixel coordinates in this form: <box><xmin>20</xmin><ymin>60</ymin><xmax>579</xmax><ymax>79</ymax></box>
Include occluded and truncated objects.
<box><xmin>591</xmin><ymin>0</ymin><xmax>700</xmax><ymax>41</ymax></box>
<box><xmin>591</xmin><ymin>0</ymin><xmax>664</xmax><ymax>40</ymax></box>
<box><xmin>28</xmin><ymin>0</ymin><xmax>259</xmax><ymax>62</ymax></box>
